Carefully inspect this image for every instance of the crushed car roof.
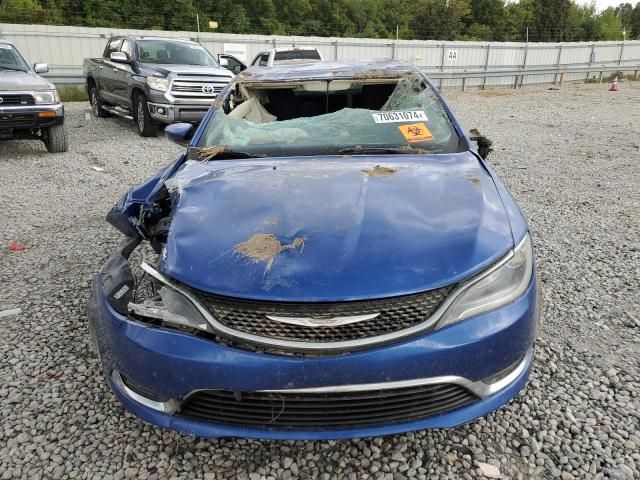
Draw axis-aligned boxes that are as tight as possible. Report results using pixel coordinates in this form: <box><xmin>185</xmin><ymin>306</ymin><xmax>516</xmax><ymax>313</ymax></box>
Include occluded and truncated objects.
<box><xmin>237</xmin><ymin>59</ymin><xmax>422</xmax><ymax>82</ymax></box>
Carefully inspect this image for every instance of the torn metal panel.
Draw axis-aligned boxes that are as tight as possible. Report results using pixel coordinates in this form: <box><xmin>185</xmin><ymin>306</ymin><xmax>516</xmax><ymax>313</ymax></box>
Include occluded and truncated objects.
<box><xmin>99</xmin><ymin>236</ymin><xmax>142</xmax><ymax>315</ymax></box>
<box><xmin>236</xmin><ymin>59</ymin><xmax>418</xmax><ymax>83</ymax></box>
<box><xmin>106</xmin><ymin>154</ymin><xmax>188</xmax><ymax>238</ymax></box>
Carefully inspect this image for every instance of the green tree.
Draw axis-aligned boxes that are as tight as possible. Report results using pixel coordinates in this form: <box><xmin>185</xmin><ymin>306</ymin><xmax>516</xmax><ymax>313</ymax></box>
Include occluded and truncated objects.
<box><xmin>503</xmin><ymin>0</ymin><xmax>535</xmax><ymax>41</ymax></box>
<box><xmin>0</xmin><ymin>0</ymin><xmax>48</xmax><ymax>23</ymax></box>
<box><xmin>614</xmin><ymin>2</ymin><xmax>634</xmax><ymax>33</ymax></box>
<box><xmin>273</xmin><ymin>0</ymin><xmax>312</xmax><ymax>35</ymax></box>
<box><xmin>460</xmin><ymin>23</ymin><xmax>494</xmax><ymax>40</ymax></box>
<box><xmin>1</xmin><ymin>0</ymin><xmax>638</xmax><ymax>42</ymax></box>
<box><xmin>632</xmin><ymin>3</ymin><xmax>640</xmax><ymax>38</ymax></box>
<box><xmin>596</xmin><ymin>8</ymin><xmax>624</xmax><ymax>40</ymax></box>
<box><xmin>469</xmin><ymin>0</ymin><xmax>506</xmax><ymax>40</ymax></box>
<box><xmin>531</xmin><ymin>0</ymin><xmax>573</xmax><ymax>41</ymax></box>
<box><xmin>379</xmin><ymin>0</ymin><xmax>415</xmax><ymax>39</ymax></box>
<box><xmin>410</xmin><ymin>0</ymin><xmax>472</xmax><ymax>40</ymax></box>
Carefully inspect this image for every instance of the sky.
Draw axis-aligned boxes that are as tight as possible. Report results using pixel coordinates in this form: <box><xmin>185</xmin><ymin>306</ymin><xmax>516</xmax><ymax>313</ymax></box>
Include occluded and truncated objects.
<box><xmin>574</xmin><ymin>0</ymin><xmax>639</xmax><ymax>10</ymax></box>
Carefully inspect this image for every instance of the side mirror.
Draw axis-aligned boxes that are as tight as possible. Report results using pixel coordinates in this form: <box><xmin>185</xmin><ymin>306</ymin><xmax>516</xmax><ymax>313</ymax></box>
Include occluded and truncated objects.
<box><xmin>165</xmin><ymin>123</ymin><xmax>195</xmax><ymax>147</ymax></box>
<box><xmin>34</xmin><ymin>63</ymin><xmax>49</xmax><ymax>74</ymax></box>
<box><xmin>469</xmin><ymin>129</ymin><xmax>493</xmax><ymax>160</ymax></box>
<box><xmin>110</xmin><ymin>52</ymin><xmax>128</xmax><ymax>63</ymax></box>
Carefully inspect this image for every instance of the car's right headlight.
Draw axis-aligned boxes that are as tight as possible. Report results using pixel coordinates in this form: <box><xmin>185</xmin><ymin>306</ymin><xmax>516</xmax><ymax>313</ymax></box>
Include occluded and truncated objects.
<box><xmin>146</xmin><ymin>76</ymin><xmax>169</xmax><ymax>92</ymax></box>
<box><xmin>128</xmin><ymin>263</ymin><xmax>212</xmax><ymax>334</ymax></box>
<box><xmin>435</xmin><ymin>233</ymin><xmax>533</xmax><ymax>330</ymax></box>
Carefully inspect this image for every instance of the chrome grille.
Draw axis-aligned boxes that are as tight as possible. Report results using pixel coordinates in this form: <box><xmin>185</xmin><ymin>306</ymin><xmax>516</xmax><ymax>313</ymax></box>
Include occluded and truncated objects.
<box><xmin>0</xmin><ymin>93</ymin><xmax>35</xmax><ymax>106</ymax></box>
<box><xmin>198</xmin><ymin>285</ymin><xmax>455</xmax><ymax>345</ymax></box>
<box><xmin>170</xmin><ymin>74</ymin><xmax>230</xmax><ymax>99</ymax></box>
<box><xmin>180</xmin><ymin>383</ymin><xmax>478</xmax><ymax>429</ymax></box>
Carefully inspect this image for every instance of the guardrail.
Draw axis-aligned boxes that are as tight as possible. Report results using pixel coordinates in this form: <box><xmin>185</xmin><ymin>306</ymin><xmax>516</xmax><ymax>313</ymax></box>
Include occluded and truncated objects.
<box><xmin>427</xmin><ymin>63</ymin><xmax>640</xmax><ymax>90</ymax></box>
<box><xmin>44</xmin><ymin>63</ymin><xmax>640</xmax><ymax>90</ymax></box>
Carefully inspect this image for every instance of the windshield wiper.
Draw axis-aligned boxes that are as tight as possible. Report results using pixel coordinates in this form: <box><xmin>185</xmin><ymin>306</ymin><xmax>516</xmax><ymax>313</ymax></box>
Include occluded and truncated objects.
<box><xmin>0</xmin><ymin>66</ymin><xmax>27</xmax><ymax>72</ymax></box>
<box><xmin>188</xmin><ymin>146</ymin><xmax>265</xmax><ymax>161</ymax></box>
<box><xmin>339</xmin><ymin>146</ymin><xmax>430</xmax><ymax>155</ymax></box>
<box><xmin>213</xmin><ymin>150</ymin><xmax>266</xmax><ymax>160</ymax></box>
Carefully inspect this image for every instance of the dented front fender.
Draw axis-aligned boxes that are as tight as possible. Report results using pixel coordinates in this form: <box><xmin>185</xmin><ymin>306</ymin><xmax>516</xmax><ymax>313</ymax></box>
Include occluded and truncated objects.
<box><xmin>106</xmin><ymin>153</ymin><xmax>188</xmax><ymax>238</ymax></box>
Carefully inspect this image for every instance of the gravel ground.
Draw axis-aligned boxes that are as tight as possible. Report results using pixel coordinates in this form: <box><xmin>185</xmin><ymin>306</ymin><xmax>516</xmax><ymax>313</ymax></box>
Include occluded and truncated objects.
<box><xmin>0</xmin><ymin>82</ymin><xmax>638</xmax><ymax>480</ymax></box>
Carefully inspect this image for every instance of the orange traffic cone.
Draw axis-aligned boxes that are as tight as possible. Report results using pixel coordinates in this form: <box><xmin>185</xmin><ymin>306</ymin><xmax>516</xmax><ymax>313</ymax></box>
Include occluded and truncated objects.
<box><xmin>609</xmin><ymin>76</ymin><xmax>618</xmax><ymax>91</ymax></box>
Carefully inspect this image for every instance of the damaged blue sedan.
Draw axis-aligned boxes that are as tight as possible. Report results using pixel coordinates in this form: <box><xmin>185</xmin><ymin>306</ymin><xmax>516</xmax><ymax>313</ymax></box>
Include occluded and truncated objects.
<box><xmin>89</xmin><ymin>60</ymin><xmax>539</xmax><ymax>440</ymax></box>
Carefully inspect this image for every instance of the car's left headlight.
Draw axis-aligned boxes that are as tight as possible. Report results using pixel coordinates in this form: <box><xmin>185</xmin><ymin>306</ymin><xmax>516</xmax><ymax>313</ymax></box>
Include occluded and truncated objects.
<box><xmin>34</xmin><ymin>90</ymin><xmax>60</xmax><ymax>104</ymax></box>
<box><xmin>435</xmin><ymin>233</ymin><xmax>533</xmax><ymax>330</ymax></box>
<box><xmin>146</xmin><ymin>76</ymin><xmax>169</xmax><ymax>92</ymax></box>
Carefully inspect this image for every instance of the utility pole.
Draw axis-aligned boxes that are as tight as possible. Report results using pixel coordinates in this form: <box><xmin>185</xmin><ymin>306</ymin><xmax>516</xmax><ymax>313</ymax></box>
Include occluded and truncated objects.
<box><xmin>196</xmin><ymin>12</ymin><xmax>200</xmax><ymax>37</ymax></box>
<box><xmin>396</xmin><ymin>25</ymin><xmax>399</xmax><ymax>40</ymax></box>
<box><xmin>526</xmin><ymin>27</ymin><xmax>529</xmax><ymax>43</ymax></box>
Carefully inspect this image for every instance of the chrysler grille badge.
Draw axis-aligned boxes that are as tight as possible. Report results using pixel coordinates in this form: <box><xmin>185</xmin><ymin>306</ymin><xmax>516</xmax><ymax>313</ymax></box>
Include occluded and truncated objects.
<box><xmin>265</xmin><ymin>313</ymin><xmax>381</xmax><ymax>327</ymax></box>
<box><xmin>201</xmin><ymin>84</ymin><xmax>215</xmax><ymax>94</ymax></box>
<box><xmin>0</xmin><ymin>97</ymin><xmax>4</xmax><ymax>104</ymax></box>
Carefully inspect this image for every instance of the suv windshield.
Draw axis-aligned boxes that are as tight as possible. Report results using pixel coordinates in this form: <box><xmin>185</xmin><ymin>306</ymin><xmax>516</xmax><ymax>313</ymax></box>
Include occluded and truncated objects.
<box><xmin>0</xmin><ymin>44</ymin><xmax>28</xmax><ymax>71</ymax></box>
<box><xmin>196</xmin><ymin>73</ymin><xmax>462</xmax><ymax>158</ymax></box>
<box><xmin>136</xmin><ymin>40</ymin><xmax>218</xmax><ymax>66</ymax></box>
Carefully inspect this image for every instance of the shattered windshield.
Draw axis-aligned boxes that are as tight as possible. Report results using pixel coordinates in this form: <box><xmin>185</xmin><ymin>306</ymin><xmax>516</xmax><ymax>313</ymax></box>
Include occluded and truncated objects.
<box><xmin>196</xmin><ymin>73</ymin><xmax>461</xmax><ymax>158</ymax></box>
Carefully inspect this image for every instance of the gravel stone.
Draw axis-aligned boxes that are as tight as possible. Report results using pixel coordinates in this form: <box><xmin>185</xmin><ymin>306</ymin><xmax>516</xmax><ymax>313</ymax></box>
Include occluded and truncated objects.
<box><xmin>0</xmin><ymin>82</ymin><xmax>639</xmax><ymax>479</ymax></box>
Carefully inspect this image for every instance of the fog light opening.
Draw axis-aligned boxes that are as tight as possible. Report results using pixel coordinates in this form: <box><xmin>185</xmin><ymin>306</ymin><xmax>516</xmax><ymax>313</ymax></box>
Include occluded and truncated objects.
<box><xmin>482</xmin><ymin>355</ymin><xmax>527</xmax><ymax>386</ymax></box>
<box><xmin>111</xmin><ymin>370</ymin><xmax>180</xmax><ymax>413</ymax></box>
<box><xmin>120</xmin><ymin>373</ymin><xmax>168</xmax><ymax>402</ymax></box>
<box><xmin>468</xmin><ymin>348</ymin><xmax>534</xmax><ymax>398</ymax></box>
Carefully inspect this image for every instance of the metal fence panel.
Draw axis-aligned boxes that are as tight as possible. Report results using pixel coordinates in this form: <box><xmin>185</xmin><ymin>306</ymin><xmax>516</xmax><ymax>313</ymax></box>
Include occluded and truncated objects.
<box><xmin>1</xmin><ymin>23</ymin><xmax>638</xmax><ymax>90</ymax></box>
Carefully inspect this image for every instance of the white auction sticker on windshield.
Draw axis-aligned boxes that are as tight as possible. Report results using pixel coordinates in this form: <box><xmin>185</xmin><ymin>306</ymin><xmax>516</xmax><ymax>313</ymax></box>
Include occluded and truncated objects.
<box><xmin>372</xmin><ymin>111</ymin><xmax>428</xmax><ymax>124</ymax></box>
<box><xmin>0</xmin><ymin>44</ymin><xmax>13</xmax><ymax>50</ymax></box>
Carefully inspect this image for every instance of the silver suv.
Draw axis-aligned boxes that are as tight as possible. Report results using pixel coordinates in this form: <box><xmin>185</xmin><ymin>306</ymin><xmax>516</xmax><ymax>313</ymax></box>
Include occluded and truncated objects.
<box><xmin>0</xmin><ymin>39</ymin><xmax>67</xmax><ymax>153</ymax></box>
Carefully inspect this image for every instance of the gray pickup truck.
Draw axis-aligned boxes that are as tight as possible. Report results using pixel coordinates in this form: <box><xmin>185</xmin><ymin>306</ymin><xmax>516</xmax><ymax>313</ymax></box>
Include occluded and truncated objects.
<box><xmin>83</xmin><ymin>36</ymin><xmax>234</xmax><ymax>136</ymax></box>
<box><xmin>0</xmin><ymin>39</ymin><xmax>68</xmax><ymax>153</ymax></box>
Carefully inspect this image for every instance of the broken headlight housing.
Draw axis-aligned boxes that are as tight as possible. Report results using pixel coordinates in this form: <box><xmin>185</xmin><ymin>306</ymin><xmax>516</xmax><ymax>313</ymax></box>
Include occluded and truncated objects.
<box><xmin>128</xmin><ymin>263</ymin><xmax>212</xmax><ymax>334</ymax></box>
<box><xmin>435</xmin><ymin>233</ymin><xmax>533</xmax><ymax>330</ymax></box>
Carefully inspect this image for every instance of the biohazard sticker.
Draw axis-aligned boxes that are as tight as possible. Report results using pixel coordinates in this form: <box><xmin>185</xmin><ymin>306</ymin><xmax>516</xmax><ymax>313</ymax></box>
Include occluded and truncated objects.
<box><xmin>372</xmin><ymin>110</ymin><xmax>428</xmax><ymax>123</ymax></box>
<box><xmin>398</xmin><ymin>123</ymin><xmax>433</xmax><ymax>142</ymax></box>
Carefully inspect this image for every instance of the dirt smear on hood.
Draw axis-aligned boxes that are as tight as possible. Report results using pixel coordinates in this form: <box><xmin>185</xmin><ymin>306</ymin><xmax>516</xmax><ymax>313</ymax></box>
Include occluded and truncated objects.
<box><xmin>362</xmin><ymin>165</ymin><xmax>397</xmax><ymax>178</ymax></box>
<box><xmin>468</xmin><ymin>177</ymin><xmax>481</xmax><ymax>186</ymax></box>
<box><xmin>234</xmin><ymin>233</ymin><xmax>306</xmax><ymax>271</ymax></box>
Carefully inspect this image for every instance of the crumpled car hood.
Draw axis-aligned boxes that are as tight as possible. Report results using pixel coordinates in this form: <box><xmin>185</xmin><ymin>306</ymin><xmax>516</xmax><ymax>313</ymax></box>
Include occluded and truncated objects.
<box><xmin>161</xmin><ymin>153</ymin><xmax>514</xmax><ymax>301</ymax></box>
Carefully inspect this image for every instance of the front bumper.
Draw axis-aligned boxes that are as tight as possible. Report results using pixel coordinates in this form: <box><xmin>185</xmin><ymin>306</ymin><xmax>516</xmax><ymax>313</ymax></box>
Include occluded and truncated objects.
<box><xmin>0</xmin><ymin>103</ymin><xmax>64</xmax><ymax>131</ymax></box>
<box><xmin>88</xmin><ymin>261</ymin><xmax>539</xmax><ymax>440</ymax></box>
<box><xmin>147</xmin><ymin>101</ymin><xmax>211</xmax><ymax>124</ymax></box>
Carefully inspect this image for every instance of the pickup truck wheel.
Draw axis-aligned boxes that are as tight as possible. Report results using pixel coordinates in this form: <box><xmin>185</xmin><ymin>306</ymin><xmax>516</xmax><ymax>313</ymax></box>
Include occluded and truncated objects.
<box><xmin>43</xmin><ymin>124</ymin><xmax>69</xmax><ymax>153</ymax></box>
<box><xmin>90</xmin><ymin>87</ymin><xmax>110</xmax><ymax>118</ymax></box>
<box><xmin>135</xmin><ymin>94</ymin><xmax>159</xmax><ymax>137</ymax></box>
